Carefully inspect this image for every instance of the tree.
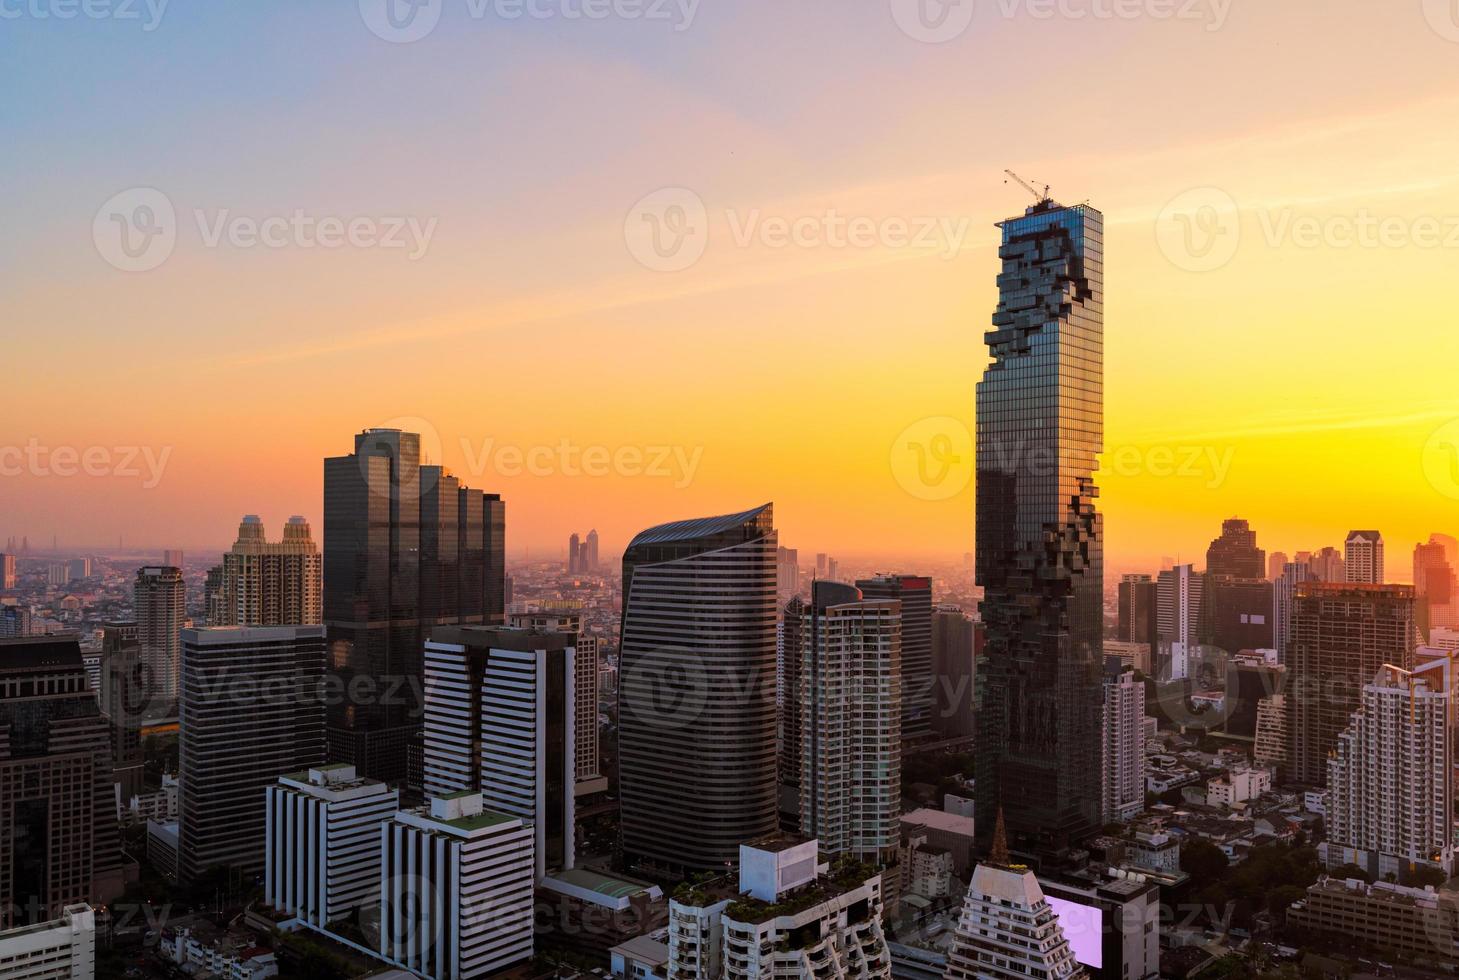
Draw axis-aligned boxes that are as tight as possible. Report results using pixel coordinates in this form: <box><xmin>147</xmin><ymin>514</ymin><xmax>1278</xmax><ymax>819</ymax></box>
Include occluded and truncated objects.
<box><xmin>1182</xmin><ymin>839</ymin><xmax>1231</xmax><ymax>882</ymax></box>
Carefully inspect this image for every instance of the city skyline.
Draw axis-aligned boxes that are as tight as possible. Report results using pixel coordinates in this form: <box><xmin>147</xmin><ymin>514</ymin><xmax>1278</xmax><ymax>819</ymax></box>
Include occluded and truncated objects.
<box><xmin>5</xmin><ymin>4</ymin><xmax>1459</xmax><ymax>565</ymax></box>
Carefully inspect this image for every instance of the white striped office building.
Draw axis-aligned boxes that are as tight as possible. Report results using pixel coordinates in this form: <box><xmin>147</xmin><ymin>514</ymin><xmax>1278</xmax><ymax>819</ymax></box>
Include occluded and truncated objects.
<box><xmin>379</xmin><ymin>793</ymin><xmax>535</xmax><ymax>980</ymax></box>
<box><xmin>422</xmin><ymin>627</ymin><xmax>575</xmax><ymax>879</ymax></box>
<box><xmin>264</xmin><ymin>764</ymin><xmax>398</xmax><ymax>928</ymax></box>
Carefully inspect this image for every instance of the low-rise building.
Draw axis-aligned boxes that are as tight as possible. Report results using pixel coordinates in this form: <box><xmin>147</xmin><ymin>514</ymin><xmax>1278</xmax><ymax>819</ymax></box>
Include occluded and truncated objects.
<box><xmin>668</xmin><ymin>835</ymin><xmax>892</xmax><ymax>980</ymax></box>
<box><xmin>1206</xmin><ymin>766</ymin><xmax>1272</xmax><ymax>807</ymax></box>
<box><xmin>1288</xmin><ymin>876</ymin><xmax>1459</xmax><ymax>964</ymax></box>
<box><xmin>0</xmin><ymin>903</ymin><xmax>95</xmax><ymax>978</ymax></box>
<box><xmin>161</xmin><ymin>922</ymin><xmax>279</xmax><ymax>980</ymax></box>
<box><xmin>612</xmin><ymin>932</ymin><xmax>670</xmax><ymax>980</ymax></box>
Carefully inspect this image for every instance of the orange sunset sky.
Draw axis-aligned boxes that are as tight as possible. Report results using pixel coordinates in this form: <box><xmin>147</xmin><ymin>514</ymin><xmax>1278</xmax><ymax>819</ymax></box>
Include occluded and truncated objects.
<box><xmin>4</xmin><ymin>1</ymin><xmax>1459</xmax><ymax>574</ymax></box>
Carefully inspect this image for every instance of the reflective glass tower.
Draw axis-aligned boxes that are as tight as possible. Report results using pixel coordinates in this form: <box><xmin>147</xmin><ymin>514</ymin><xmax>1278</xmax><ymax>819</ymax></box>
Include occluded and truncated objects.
<box><xmin>974</xmin><ymin>200</ymin><xmax>1104</xmax><ymax>859</ymax></box>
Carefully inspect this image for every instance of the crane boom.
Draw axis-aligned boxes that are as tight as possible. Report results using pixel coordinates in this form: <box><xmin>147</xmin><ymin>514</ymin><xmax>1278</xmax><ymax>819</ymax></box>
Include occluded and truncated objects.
<box><xmin>1004</xmin><ymin>169</ymin><xmax>1051</xmax><ymax>204</ymax></box>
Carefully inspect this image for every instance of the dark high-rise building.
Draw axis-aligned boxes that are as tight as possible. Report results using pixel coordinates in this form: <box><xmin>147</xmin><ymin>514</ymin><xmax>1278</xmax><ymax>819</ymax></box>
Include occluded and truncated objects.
<box><xmin>1286</xmin><ymin>582</ymin><xmax>1414</xmax><ymax>786</ymax></box>
<box><xmin>618</xmin><ymin>504</ymin><xmax>778</xmax><ymax>872</ymax></box>
<box><xmin>858</xmin><ymin>574</ymin><xmax>933</xmax><ymax>742</ymax></box>
<box><xmin>178</xmin><ymin>626</ymin><xmax>326</xmax><ymax>879</ymax></box>
<box><xmin>0</xmin><ymin>637</ymin><xmax>123</xmax><ymax>928</ymax></box>
<box><xmin>777</xmin><ymin>595</ymin><xmax>806</xmax><ymax>831</ymax></box>
<box><xmin>568</xmin><ymin>532</ymin><xmax>581</xmax><ymax>574</ymax></box>
<box><xmin>585</xmin><ymin>529</ymin><xmax>599</xmax><ymax>571</ymax></box>
<box><xmin>323</xmin><ymin>428</ymin><xmax>504</xmax><ymax>784</ymax></box>
<box><xmin>99</xmin><ymin>622</ymin><xmax>146</xmax><ymax>800</ymax></box>
<box><xmin>1117</xmin><ymin>574</ymin><xmax>1157</xmax><ymax>645</ymax></box>
<box><xmin>134</xmin><ymin>565</ymin><xmax>184</xmax><ymax>710</ymax></box>
<box><xmin>974</xmin><ymin>199</ymin><xmax>1104</xmax><ymax>859</ymax></box>
<box><xmin>932</xmin><ymin>605</ymin><xmax>976</xmax><ymax>738</ymax></box>
<box><xmin>1206</xmin><ymin>518</ymin><xmax>1265</xmax><ymax>580</ymax></box>
<box><xmin>1202</xmin><ymin>576</ymin><xmax>1275</xmax><ymax>654</ymax></box>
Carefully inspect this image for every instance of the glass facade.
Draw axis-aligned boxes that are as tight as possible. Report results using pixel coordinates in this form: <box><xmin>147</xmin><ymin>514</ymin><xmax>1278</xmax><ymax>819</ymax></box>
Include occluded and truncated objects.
<box><xmin>974</xmin><ymin>202</ymin><xmax>1105</xmax><ymax>858</ymax></box>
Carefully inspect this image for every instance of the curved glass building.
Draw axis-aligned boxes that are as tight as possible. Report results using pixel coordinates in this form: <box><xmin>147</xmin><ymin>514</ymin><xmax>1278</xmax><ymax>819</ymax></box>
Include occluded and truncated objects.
<box><xmin>618</xmin><ymin>504</ymin><xmax>779</xmax><ymax>871</ymax></box>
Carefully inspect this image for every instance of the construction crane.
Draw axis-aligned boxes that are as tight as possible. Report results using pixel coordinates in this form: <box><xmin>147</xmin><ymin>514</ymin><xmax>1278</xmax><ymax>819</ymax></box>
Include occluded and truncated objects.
<box><xmin>1004</xmin><ymin>169</ymin><xmax>1052</xmax><ymax>205</ymax></box>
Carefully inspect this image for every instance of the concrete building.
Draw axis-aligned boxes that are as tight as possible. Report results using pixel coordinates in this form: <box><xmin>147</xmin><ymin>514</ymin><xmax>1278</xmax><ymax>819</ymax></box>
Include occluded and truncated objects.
<box><xmin>798</xmin><ymin>581</ymin><xmax>902</xmax><ymax>865</ymax></box>
<box><xmin>135</xmin><ymin>565</ymin><xmax>185</xmax><ymax>707</ymax></box>
<box><xmin>1288</xmin><ymin>877</ymin><xmax>1459</xmax><ymax>965</ymax></box>
<box><xmin>1206</xmin><ymin>518</ymin><xmax>1265</xmax><ymax>580</ymax></box>
<box><xmin>1322</xmin><ymin>652</ymin><xmax>1455</xmax><ymax>882</ymax></box>
<box><xmin>421</xmin><ymin>626</ymin><xmax>575</xmax><ymax>879</ymax></box>
<box><xmin>1117</xmin><ymin>574</ymin><xmax>1157</xmax><ymax>645</ymax></box>
<box><xmin>1102</xmin><ymin>659</ymin><xmax>1144</xmax><ymax>824</ymax></box>
<box><xmin>1286</xmin><ymin>582</ymin><xmax>1415</xmax><ymax>786</ymax></box>
<box><xmin>378</xmin><ymin>793</ymin><xmax>535</xmax><ymax>980</ymax></box>
<box><xmin>667</xmin><ymin>835</ymin><xmax>891</xmax><ymax>980</ymax></box>
<box><xmin>1415</xmin><ymin>535</ymin><xmax>1457</xmax><ymax>635</ymax></box>
<box><xmin>1206</xmin><ymin>767</ymin><xmax>1272</xmax><ymax>807</ymax></box>
<box><xmin>264</xmin><ymin>764</ymin><xmax>399</xmax><ymax>928</ymax></box>
<box><xmin>209</xmin><ymin>515</ymin><xmax>322</xmax><ymax>626</ymax></box>
<box><xmin>777</xmin><ymin>596</ymin><xmax>806</xmax><ymax>831</ymax></box>
<box><xmin>178</xmin><ymin>626</ymin><xmax>326</xmax><ymax>879</ymax></box>
<box><xmin>507</xmin><ymin>611</ymin><xmax>603</xmax><ymax>793</ymax></box>
<box><xmin>900</xmin><ymin>809</ymin><xmax>977</xmax><ymax>879</ymax></box>
<box><xmin>0</xmin><ymin>553</ymin><xmax>14</xmax><ymax>590</ymax></box>
<box><xmin>1344</xmin><ymin>530</ymin><xmax>1385</xmax><ymax>584</ymax></box>
<box><xmin>1253</xmin><ymin>694</ymin><xmax>1289</xmax><ymax>776</ymax></box>
<box><xmin>0</xmin><ymin>638</ymin><xmax>123</xmax><ymax>929</ymax></box>
<box><xmin>857</xmin><ymin>574</ymin><xmax>932</xmax><ymax>743</ymax></box>
<box><xmin>0</xmin><ymin>903</ymin><xmax>95</xmax><ymax>979</ymax></box>
<box><xmin>931</xmin><ymin>606</ymin><xmax>975</xmax><ymax>739</ymax></box>
<box><xmin>1156</xmin><ymin>564</ymin><xmax>1203</xmax><ymax>682</ymax></box>
<box><xmin>1039</xmin><ymin>870</ymin><xmax>1161</xmax><ymax>980</ymax></box>
<box><xmin>943</xmin><ymin>829</ymin><xmax>1087</xmax><ymax>980</ymax></box>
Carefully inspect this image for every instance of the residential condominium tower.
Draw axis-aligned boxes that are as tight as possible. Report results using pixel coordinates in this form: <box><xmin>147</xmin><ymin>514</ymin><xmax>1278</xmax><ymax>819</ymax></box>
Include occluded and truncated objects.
<box><xmin>797</xmin><ymin>580</ymin><xmax>902</xmax><ymax>865</ymax></box>
<box><xmin>974</xmin><ymin>199</ymin><xmax>1105</xmax><ymax>859</ymax></box>
<box><xmin>856</xmin><ymin>574</ymin><xmax>932</xmax><ymax>743</ymax></box>
<box><xmin>1345</xmin><ymin>530</ymin><xmax>1385</xmax><ymax>584</ymax></box>
<box><xmin>209</xmin><ymin>515</ymin><xmax>322</xmax><ymax>626</ymax></box>
<box><xmin>618</xmin><ymin>504</ymin><xmax>778</xmax><ymax>872</ymax></box>
<box><xmin>134</xmin><ymin>565</ymin><xmax>185</xmax><ymax>708</ymax></box>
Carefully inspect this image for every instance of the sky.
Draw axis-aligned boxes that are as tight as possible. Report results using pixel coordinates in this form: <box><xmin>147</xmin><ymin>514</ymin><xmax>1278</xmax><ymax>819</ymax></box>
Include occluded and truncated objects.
<box><xmin>3</xmin><ymin>0</ymin><xmax>1459</xmax><ymax>574</ymax></box>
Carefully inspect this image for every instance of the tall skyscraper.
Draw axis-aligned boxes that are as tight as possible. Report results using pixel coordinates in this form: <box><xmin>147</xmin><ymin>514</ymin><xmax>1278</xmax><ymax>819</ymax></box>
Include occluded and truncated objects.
<box><xmin>1156</xmin><ymin>564</ymin><xmax>1203</xmax><ymax>681</ymax></box>
<box><xmin>421</xmin><ymin>626</ymin><xmax>575</xmax><ymax>879</ymax></box>
<box><xmin>323</xmin><ymin>428</ymin><xmax>505</xmax><ymax>783</ymax></box>
<box><xmin>1273</xmin><ymin>560</ymin><xmax>1313</xmax><ymax>664</ymax></box>
<box><xmin>507</xmin><ymin>610</ymin><xmax>603</xmax><ymax>792</ymax></box>
<box><xmin>1101</xmin><ymin>658</ymin><xmax>1145</xmax><ymax>824</ymax></box>
<box><xmin>178</xmin><ymin>626</ymin><xmax>326</xmax><ymax>879</ymax></box>
<box><xmin>1309</xmin><ymin>546</ymin><xmax>1346</xmax><ymax>583</ymax></box>
<box><xmin>585</xmin><ymin>528</ymin><xmax>599</xmax><ymax>571</ymax></box>
<box><xmin>1286</xmin><ymin>582</ymin><xmax>1415</xmax><ymax>786</ymax></box>
<box><xmin>776</xmin><ymin>546</ymin><xmax>801</xmax><ymax>600</ymax></box>
<box><xmin>163</xmin><ymin>549</ymin><xmax>184</xmax><ymax>569</ymax></box>
<box><xmin>1206</xmin><ymin>518</ymin><xmax>1265</xmax><ymax>579</ymax></box>
<box><xmin>1203</xmin><ymin>575</ymin><xmax>1274</xmax><ymax>654</ymax></box>
<box><xmin>1267</xmin><ymin>550</ymin><xmax>1288</xmax><ymax>582</ymax></box>
<box><xmin>974</xmin><ymin>198</ymin><xmax>1104</xmax><ymax>858</ymax></box>
<box><xmin>134</xmin><ymin>565</ymin><xmax>185</xmax><ymax>708</ymax></box>
<box><xmin>209</xmin><ymin>515</ymin><xmax>322</xmax><ymax>627</ymax></box>
<box><xmin>1116</xmin><ymin>574</ymin><xmax>1157</xmax><ymax>645</ymax></box>
<box><xmin>858</xmin><ymin>574</ymin><xmax>932</xmax><ymax>742</ymax></box>
<box><xmin>0</xmin><ymin>637</ymin><xmax>123</xmax><ymax>928</ymax></box>
<box><xmin>1414</xmin><ymin>535</ymin><xmax>1457</xmax><ymax>636</ymax></box>
<box><xmin>1344</xmin><ymin>530</ymin><xmax>1385</xmax><ymax>584</ymax></box>
<box><xmin>931</xmin><ymin>605</ymin><xmax>976</xmax><ymax>738</ymax></box>
<box><xmin>0</xmin><ymin>553</ymin><xmax>14</xmax><ymax>590</ymax></box>
<box><xmin>777</xmin><ymin>596</ymin><xmax>806</xmax><ymax>831</ymax></box>
<box><xmin>618</xmin><ymin>504</ymin><xmax>778</xmax><ymax>872</ymax></box>
<box><xmin>568</xmin><ymin>532</ymin><xmax>581</xmax><ymax>574</ymax></box>
<box><xmin>99</xmin><ymin>622</ymin><xmax>146</xmax><ymax>799</ymax></box>
<box><xmin>1323</xmin><ymin>652</ymin><xmax>1454</xmax><ymax>883</ymax></box>
<box><xmin>797</xmin><ymin>581</ymin><xmax>901</xmax><ymax>865</ymax></box>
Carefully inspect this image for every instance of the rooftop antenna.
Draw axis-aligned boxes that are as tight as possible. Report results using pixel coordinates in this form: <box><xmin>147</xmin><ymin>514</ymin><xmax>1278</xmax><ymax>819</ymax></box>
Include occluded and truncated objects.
<box><xmin>1003</xmin><ymin>169</ymin><xmax>1052</xmax><ymax>206</ymax></box>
